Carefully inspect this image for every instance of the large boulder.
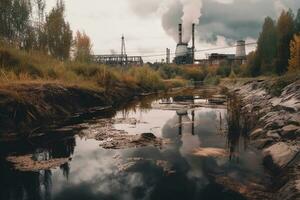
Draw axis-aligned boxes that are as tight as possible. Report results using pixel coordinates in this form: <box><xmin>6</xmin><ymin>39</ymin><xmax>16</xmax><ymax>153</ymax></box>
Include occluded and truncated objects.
<box><xmin>263</xmin><ymin>142</ymin><xmax>298</xmax><ymax>172</ymax></box>
<box><xmin>250</xmin><ymin>128</ymin><xmax>265</xmax><ymax>139</ymax></box>
<box><xmin>281</xmin><ymin>125</ymin><xmax>300</xmax><ymax>139</ymax></box>
<box><xmin>251</xmin><ymin>138</ymin><xmax>274</xmax><ymax>149</ymax></box>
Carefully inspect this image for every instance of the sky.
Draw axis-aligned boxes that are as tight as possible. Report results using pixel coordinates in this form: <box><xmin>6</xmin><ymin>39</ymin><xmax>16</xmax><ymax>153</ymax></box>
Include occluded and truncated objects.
<box><xmin>46</xmin><ymin>0</ymin><xmax>300</xmax><ymax>62</ymax></box>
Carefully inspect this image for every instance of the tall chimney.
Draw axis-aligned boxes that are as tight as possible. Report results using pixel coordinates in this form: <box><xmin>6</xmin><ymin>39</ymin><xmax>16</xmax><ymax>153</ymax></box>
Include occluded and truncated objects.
<box><xmin>192</xmin><ymin>23</ymin><xmax>195</xmax><ymax>63</ymax></box>
<box><xmin>179</xmin><ymin>24</ymin><xmax>182</xmax><ymax>44</ymax></box>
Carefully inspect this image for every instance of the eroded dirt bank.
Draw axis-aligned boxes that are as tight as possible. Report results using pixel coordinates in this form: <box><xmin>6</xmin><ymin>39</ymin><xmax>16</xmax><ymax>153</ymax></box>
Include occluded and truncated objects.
<box><xmin>228</xmin><ymin>79</ymin><xmax>300</xmax><ymax>200</ymax></box>
<box><xmin>0</xmin><ymin>83</ymin><xmax>143</xmax><ymax>137</ymax></box>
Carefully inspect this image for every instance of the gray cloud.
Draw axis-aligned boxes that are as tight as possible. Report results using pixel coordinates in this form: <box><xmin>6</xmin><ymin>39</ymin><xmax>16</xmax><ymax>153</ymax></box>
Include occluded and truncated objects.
<box><xmin>197</xmin><ymin>0</ymin><xmax>300</xmax><ymax>43</ymax></box>
<box><xmin>128</xmin><ymin>0</ymin><xmax>300</xmax><ymax>44</ymax></box>
<box><xmin>128</xmin><ymin>0</ymin><xmax>161</xmax><ymax>18</ymax></box>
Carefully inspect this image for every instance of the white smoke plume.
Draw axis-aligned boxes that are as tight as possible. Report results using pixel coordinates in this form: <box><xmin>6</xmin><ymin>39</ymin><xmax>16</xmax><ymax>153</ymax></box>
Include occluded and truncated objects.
<box><xmin>180</xmin><ymin>0</ymin><xmax>202</xmax><ymax>43</ymax></box>
<box><xmin>129</xmin><ymin>0</ymin><xmax>300</xmax><ymax>44</ymax></box>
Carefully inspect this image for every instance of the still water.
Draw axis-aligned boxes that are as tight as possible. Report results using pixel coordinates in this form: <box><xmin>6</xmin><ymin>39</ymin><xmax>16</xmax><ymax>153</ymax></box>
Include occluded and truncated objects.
<box><xmin>0</xmin><ymin>89</ymin><xmax>266</xmax><ymax>200</ymax></box>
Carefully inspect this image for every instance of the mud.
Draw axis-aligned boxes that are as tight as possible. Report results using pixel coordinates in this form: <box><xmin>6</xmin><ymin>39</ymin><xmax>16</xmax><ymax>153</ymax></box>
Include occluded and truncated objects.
<box><xmin>7</xmin><ymin>154</ymin><xmax>70</xmax><ymax>172</ymax></box>
<box><xmin>0</xmin><ymin>83</ymin><xmax>140</xmax><ymax>136</ymax></box>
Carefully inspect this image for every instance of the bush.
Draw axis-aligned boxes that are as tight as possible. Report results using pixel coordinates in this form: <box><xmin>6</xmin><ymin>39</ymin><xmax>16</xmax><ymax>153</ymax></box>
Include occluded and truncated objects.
<box><xmin>158</xmin><ymin>65</ymin><xmax>179</xmax><ymax>79</ymax></box>
<box><xmin>217</xmin><ymin>64</ymin><xmax>231</xmax><ymax>77</ymax></box>
<box><xmin>203</xmin><ymin>74</ymin><xmax>221</xmax><ymax>85</ymax></box>
<box><xmin>129</xmin><ymin>67</ymin><xmax>165</xmax><ymax>91</ymax></box>
<box><xmin>180</xmin><ymin>66</ymin><xmax>207</xmax><ymax>81</ymax></box>
<box><xmin>164</xmin><ymin>78</ymin><xmax>187</xmax><ymax>89</ymax></box>
<box><xmin>265</xmin><ymin>74</ymin><xmax>300</xmax><ymax>96</ymax></box>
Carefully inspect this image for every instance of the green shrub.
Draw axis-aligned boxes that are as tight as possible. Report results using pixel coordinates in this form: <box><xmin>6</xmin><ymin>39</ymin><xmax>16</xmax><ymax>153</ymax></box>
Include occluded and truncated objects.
<box><xmin>164</xmin><ymin>78</ymin><xmax>187</xmax><ymax>89</ymax></box>
<box><xmin>217</xmin><ymin>61</ymin><xmax>231</xmax><ymax>77</ymax></box>
<box><xmin>180</xmin><ymin>66</ymin><xmax>207</xmax><ymax>81</ymax></box>
<box><xmin>265</xmin><ymin>74</ymin><xmax>300</xmax><ymax>96</ymax></box>
<box><xmin>129</xmin><ymin>67</ymin><xmax>165</xmax><ymax>91</ymax></box>
<box><xmin>204</xmin><ymin>74</ymin><xmax>221</xmax><ymax>85</ymax></box>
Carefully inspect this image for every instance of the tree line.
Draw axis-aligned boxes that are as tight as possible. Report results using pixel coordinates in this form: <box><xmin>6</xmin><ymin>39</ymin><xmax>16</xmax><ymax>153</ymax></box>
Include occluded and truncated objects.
<box><xmin>0</xmin><ymin>0</ymin><xmax>92</xmax><ymax>62</ymax></box>
<box><xmin>247</xmin><ymin>9</ymin><xmax>300</xmax><ymax>76</ymax></box>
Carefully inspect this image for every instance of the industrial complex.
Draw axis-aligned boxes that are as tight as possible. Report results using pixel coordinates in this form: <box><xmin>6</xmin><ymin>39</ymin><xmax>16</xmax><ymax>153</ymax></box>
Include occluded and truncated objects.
<box><xmin>173</xmin><ymin>23</ymin><xmax>247</xmax><ymax>66</ymax></box>
<box><xmin>92</xmin><ymin>24</ymin><xmax>247</xmax><ymax>67</ymax></box>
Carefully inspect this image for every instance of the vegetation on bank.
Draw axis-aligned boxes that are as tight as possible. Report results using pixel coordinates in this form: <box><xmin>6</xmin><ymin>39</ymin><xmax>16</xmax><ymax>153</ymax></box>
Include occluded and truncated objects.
<box><xmin>0</xmin><ymin>44</ymin><xmax>184</xmax><ymax>92</ymax></box>
<box><xmin>245</xmin><ymin>9</ymin><xmax>300</xmax><ymax>76</ymax></box>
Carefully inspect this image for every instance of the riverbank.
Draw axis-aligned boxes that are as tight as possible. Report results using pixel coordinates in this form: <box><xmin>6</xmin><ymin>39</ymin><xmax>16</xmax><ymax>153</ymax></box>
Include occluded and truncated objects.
<box><xmin>226</xmin><ymin>77</ymin><xmax>300</xmax><ymax>200</ymax></box>
<box><xmin>0</xmin><ymin>81</ymin><xmax>145</xmax><ymax>138</ymax></box>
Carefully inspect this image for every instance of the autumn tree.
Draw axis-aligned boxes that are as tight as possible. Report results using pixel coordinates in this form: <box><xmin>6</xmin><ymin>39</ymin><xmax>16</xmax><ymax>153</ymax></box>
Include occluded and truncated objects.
<box><xmin>44</xmin><ymin>0</ymin><xmax>72</xmax><ymax>60</ymax></box>
<box><xmin>276</xmin><ymin>10</ymin><xmax>295</xmax><ymax>74</ymax></box>
<box><xmin>74</xmin><ymin>31</ymin><xmax>93</xmax><ymax>62</ymax></box>
<box><xmin>288</xmin><ymin>35</ymin><xmax>300</xmax><ymax>72</ymax></box>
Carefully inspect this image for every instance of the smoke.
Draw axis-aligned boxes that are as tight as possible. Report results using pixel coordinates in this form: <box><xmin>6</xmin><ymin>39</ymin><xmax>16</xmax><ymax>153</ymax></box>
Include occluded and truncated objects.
<box><xmin>180</xmin><ymin>0</ymin><xmax>202</xmax><ymax>43</ymax></box>
<box><xmin>160</xmin><ymin>0</ymin><xmax>202</xmax><ymax>43</ymax></box>
<box><xmin>128</xmin><ymin>0</ymin><xmax>300</xmax><ymax>44</ymax></box>
<box><xmin>161</xmin><ymin>0</ymin><xmax>183</xmax><ymax>43</ymax></box>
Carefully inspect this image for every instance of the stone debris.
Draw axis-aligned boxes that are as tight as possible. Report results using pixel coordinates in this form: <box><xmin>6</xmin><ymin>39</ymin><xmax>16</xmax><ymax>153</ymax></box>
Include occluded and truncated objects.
<box><xmin>281</xmin><ymin>125</ymin><xmax>300</xmax><ymax>139</ymax></box>
<box><xmin>229</xmin><ymin>79</ymin><xmax>300</xmax><ymax>199</ymax></box>
<box><xmin>116</xmin><ymin>157</ymin><xmax>176</xmax><ymax>175</ymax></box>
<box><xmin>250</xmin><ymin>128</ymin><xmax>265</xmax><ymax>140</ymax></box>
<box><xmin>79</xmin><ymin>118</ymin><xmax>166</xmax><ymax>149</ymax></box>
<box><xmin>215</xmin><ymin>176</ymin><xmax>273</xmax><ymax>200</ymax></box>
<box><xmin>263</xmin><ymin>142</ymin><xmax>298</xmax><ymax>170</ymax></box>
<box><xmin>98</xmin><ymin>132</ymin><xmax>163</xmax><ymax>149</ymax></box>
<box><xmin>7</xmin><ymin>154</ymin><xmax>70</xmax><ymax>172</ymax></box>
<box><xmin>192</xmin><ymin>147</ymin><xmax>228</xmax><ymax>158</ymax></box>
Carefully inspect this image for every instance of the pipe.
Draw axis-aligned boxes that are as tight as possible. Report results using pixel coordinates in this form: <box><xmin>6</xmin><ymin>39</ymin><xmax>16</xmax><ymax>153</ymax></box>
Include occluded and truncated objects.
<box><xmin>179</xmin><ymin>24</ymin><xmax>182</xmax><ymax>44</ymax></box>
<box><xmin>192</xmin><ymin>23</ymin><xmax>195</xmax><ymax>63</ymax></box>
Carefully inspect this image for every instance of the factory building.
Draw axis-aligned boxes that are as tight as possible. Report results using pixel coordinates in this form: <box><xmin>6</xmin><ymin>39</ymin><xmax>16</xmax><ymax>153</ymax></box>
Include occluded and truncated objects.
<box><xmin>173</xmin><ymin>23</ymin><xmax>247</xmax><ymax>66</ymax></box>
<box><xmin>174</xmin><ymin>24</ymin><xmax>195</xmax><ymax>65</ymax></box>
<box><xmin>197</xmin><ymin>40</ymin><xmax>247</xmax><ymax>66</ymax></box>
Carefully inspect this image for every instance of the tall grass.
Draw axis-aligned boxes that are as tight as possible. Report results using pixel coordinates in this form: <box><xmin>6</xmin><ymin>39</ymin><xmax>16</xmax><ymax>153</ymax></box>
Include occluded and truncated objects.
<box><xmin>0</xmin><ymin>45</ymin><xmax>168</xmax><ymax>92</ymax></box>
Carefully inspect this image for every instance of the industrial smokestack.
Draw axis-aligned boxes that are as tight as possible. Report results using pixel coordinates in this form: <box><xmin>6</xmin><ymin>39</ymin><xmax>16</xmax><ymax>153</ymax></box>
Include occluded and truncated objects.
<box><xmin>236</xmin><ymin>40</ymin><xmax>246</xmax><ymax>58</ymax></box>
<box><xmin>179</xmin><ymin>24</ymin><xmax>182</xmax><ymax>44</ymax></box>
<box><xmin>192</xmin><ymin>23</ymin><xmax>195</xmax><ymax>63</ymax></box>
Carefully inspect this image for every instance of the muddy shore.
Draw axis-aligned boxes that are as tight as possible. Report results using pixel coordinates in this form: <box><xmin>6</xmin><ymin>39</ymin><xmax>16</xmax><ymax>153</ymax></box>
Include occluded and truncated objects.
<box><xmin>0</xmin><ymin>83</ymin><xmax>145</xmax><ymax>137</ymax></box>
<box><xmin>227</xmin><ymin>79</ymin><xmax>300</xmax><ymax>200</ymax></box>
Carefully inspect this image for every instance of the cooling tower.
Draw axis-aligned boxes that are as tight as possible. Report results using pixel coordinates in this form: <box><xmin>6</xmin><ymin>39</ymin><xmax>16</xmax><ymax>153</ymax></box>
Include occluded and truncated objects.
<box><xmin>236</xmin><ymin>40</ymin><xmax>246</xmax><ymax>58</ymax></box>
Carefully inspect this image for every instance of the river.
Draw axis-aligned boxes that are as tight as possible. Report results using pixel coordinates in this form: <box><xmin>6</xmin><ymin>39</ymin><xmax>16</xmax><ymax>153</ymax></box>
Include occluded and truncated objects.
<box><xmin>0</xmin><ymin>88</ymin><xmax>269</xmax><ymax>200</ymax></box>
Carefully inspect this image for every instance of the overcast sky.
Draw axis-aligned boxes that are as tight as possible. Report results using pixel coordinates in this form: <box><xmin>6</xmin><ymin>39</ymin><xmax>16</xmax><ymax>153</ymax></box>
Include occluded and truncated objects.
<box><xmin>46</xmin><ymin>0</ymin><xmax>300</xmax><ymax>62</ymax></box>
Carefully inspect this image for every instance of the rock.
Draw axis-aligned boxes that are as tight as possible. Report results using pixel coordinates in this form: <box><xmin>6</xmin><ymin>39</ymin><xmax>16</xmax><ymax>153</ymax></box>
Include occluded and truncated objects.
<box><xmin>251</xmin><ymin>138</ymin><xmax>274</xmax><ymax>149</ymax></box>
<box><xmin>281</xmin><ymin>125</ymin><xmax>300</xmax><ymax>139</ymax></box>
<box><xmin>140</xmin><ymin>133</ymin><xmax>156</xmax><ymax>140</ymax></box>
<box><xmin>264</xmin><ymin>120</ymin><xmax>285</xmax><ymax>130</ymax></box>
<box><xmin>288</xmin><ymin>114</ymin><xmax>300</xmax><ymax>126</ymax></box>
<box><xmin>263</xmin><ymin>142</ymin><xmax>298</xmax><ymax>171</ymax></box>
<box><xmin>266</xmin><ymin>130</ymin><xmax>281</xmax><ymax>140</ymax></box>
<box><xmin>250</xmin><ymin>128</ymin><xmax>265</xmax><ymax>139</ymax></box>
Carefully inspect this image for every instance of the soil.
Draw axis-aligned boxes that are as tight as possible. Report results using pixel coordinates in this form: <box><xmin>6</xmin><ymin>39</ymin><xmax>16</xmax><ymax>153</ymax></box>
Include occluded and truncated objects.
<box><xmin>0</xmin><ymin>82</ymin><xmax>140</xmax><ymax>137</ymax></box>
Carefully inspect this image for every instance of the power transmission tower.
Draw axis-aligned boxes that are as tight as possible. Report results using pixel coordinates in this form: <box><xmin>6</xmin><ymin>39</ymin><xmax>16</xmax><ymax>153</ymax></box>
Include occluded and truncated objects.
<box><xmin>121</xmin><ymin>35</ymin><xmax>127</xmax><ymax>66</ymax></box>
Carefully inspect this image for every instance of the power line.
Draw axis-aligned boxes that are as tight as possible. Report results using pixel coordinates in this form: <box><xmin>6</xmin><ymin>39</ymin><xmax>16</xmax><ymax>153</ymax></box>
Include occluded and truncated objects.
<box><xmin>140</xmin><ymin>42</ymin><xmax>257</xmax><ymax>58</ymax></box>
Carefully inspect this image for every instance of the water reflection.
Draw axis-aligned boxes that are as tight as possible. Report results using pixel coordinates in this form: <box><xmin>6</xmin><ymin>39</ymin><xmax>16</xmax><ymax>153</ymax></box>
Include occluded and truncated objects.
<box><xmin>0</xmin><ymin>136</ymin><xmax>76</xmax><ymax>200</ymax></box>
<box><xmin>0</xmin><ymin>90</ymin><xmax>266</xmax><ymax>200</ymax></box>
